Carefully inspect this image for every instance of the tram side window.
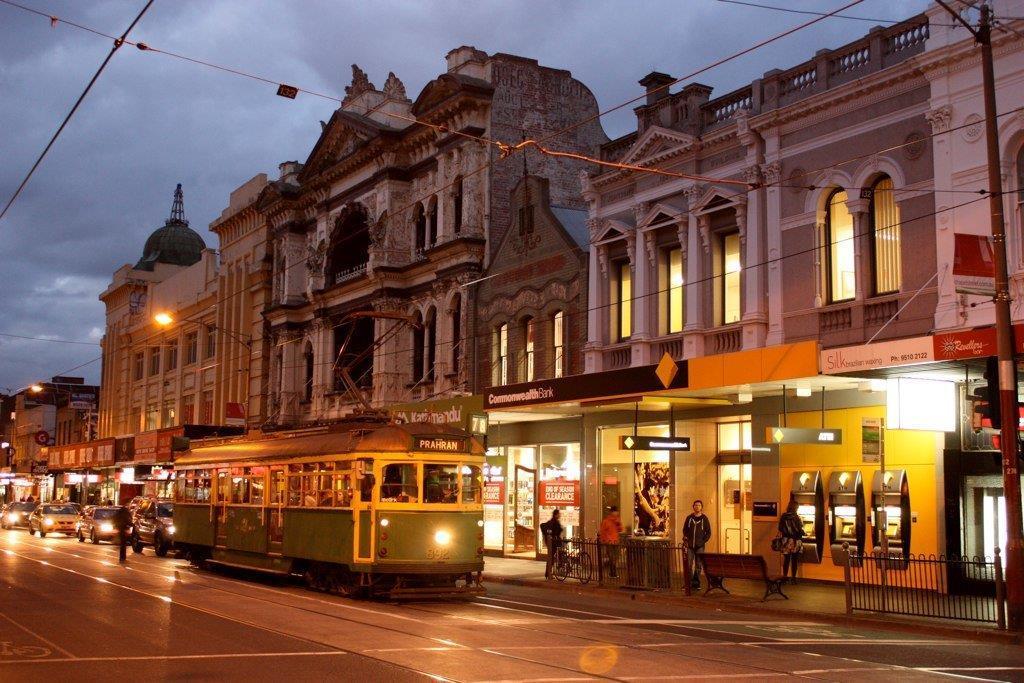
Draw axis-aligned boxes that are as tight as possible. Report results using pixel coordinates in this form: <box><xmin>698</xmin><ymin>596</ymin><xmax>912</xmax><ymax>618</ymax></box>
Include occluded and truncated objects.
<box><xmin>287</xmin><ymin>465</ymin><xmax>303</xmax><ymax>506</ymax></box>
<box><xmin>381</xmin><ymin>464</ymin><xmax>418</xmax><ymax>503</ymax></box>
<box><xmin>250</xmin><ymin>468</ymin><xmax>266</xmax><ymax>505</ymax></box>
<box><xmin>179</xmin><ymin>469</ymin><xmax>212</xmax><ymax>503</ymax></box>
<box><xmin>231</xmin><ymin>470</ymin><xmax>250</xmax><ymax>504</ymax></box>
<box><xmin>424</xmin><ymin>464</ymin><xmax>459</xmax><ymax>504</ymax></box>
<box><xmin>334</xmin><ymin>471</ymin><xmax>354</xmax><ymax>508</ymax></box>
<box><xmin>270</xmin><ymin>470</ymin><xmax>286</xmax><ymax>505</ymax></box>
<box><xmin>461</xmin><ymin>465</ymin><xmax>483</xmax><ymax>504</ymax></box>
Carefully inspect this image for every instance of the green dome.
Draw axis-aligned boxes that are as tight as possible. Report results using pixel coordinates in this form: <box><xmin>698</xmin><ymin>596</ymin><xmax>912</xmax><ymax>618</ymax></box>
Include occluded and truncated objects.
<box><xmin>134</xmin><ymin>184</ymin><xmax>206</xmax><ymax>271</ymax></box>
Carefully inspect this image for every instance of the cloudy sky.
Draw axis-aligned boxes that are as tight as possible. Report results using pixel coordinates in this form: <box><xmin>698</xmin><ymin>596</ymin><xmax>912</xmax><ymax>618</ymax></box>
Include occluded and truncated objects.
<box><xmin>0</xmin><ymin>0</ymin><xmax>931</xmax><ymax>391</ymax></box>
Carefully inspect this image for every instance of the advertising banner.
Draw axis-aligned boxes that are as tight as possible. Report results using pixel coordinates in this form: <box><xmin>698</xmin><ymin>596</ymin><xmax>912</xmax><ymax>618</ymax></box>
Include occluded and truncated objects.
<box><xmin>953</xmin><ymin>233</ymin><xmax>995</xmax><ymax>296</ymax></box>
<box><xmin>483</xmin><ymin>481</ymin><xmax>505</xmax><ymax>505</ymax></box>
<box><xmin>821</xmin><ymin>336</ymin><xmax>933</xmax><ymax>375</ymax></box>
<box><xmin>225</xmin><ymin>402</ymin><xmax>246</xmax><ymax>427</ymax></box>
<box><xmin>634</xmin><ymin>462</ymin><xmax>670</xmax><ymax>537</ymax></box>
<box><xmin>538</xmin><ymin>479</ymin><xmax>580</xmax><ymax>507</ymax></box>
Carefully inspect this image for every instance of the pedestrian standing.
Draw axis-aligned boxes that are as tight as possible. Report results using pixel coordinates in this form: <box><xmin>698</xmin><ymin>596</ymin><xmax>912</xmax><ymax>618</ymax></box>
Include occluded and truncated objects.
<box><xmin>540</xmin><ymin>509</ymin><xmax>564</xmax><ymax>579</ymax></box>
<box><xmin>114</xmin><ymin>505</ymin><xmax>132</xmax><ymax>563</ymax></box>
<box><xmin>777</xmin><ymin>500</ymin><xmax>804</xmax><ymax>583</ymax></box>
<box><xmin>599</xmin><ymin>506</ymin><xmax>624</xmax><ymax>578</ymax></box>
<box><xmin>683</xmin><ymin>500</ymin><xmax>712</xmax><ymax>589</ymax></box>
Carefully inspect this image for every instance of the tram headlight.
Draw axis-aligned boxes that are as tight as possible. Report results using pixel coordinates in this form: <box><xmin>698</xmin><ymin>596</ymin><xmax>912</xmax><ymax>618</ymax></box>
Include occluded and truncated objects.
<box><xmin>379</xmin><ymin>518</ymin><xmax>389</xmax><ymax>527</ymax></box>
<box><xmin>477</xmin><ymin>520</ymin><xmax>484</xmax><ymax>527</ymax></box>
<box><xmin>434</xmin><ymin>530</ymin><xmax>452</xmax><ymax>546</ymax></box>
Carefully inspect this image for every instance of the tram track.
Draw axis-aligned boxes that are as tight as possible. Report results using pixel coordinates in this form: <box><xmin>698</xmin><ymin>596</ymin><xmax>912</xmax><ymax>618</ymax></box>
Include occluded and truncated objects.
<box><xmin>10</xmin><ymin>538</ymin><xmax>846</xmax><ymax>681</ymax></box>
<box><xmin>6</xmin><ymin>535</ymin><xmax>991</xmax><ymax>682</ymax></box>
<box><xmin>2</xmin><ymin>537</ymin><xmax>627</xmax><ymax>682</ymax></box>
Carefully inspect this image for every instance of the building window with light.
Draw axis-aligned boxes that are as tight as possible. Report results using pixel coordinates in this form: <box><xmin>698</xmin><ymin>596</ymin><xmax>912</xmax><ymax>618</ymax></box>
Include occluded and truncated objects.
<box><xmin>201</xmin><ymin>390</ymin><xmax>213</xmax><ymax>424</ymax></box>
<box><xmin>161</xmin><ymin>399</ymin><xmax>176</xmax><ymax>427</ymax></box>
<box><xmin>869</xmin><ymin>176</ymin><xmax>901</xmax><ymax>295</ymax></box>
<box><xmin>149</xmin><ymin>347</ymin><xmax>161</xmax><ymax>376</ymax></box>
<box><xmin>166</xmin><ymin>340</ymin><xmax>178</xmax><ymax>372</ymax></box>
<box><xmin>185</xmin><ymin>332</ymin><xmax>198</xmax><ymax>365</ymax></box>
<box><xmin>611</xmin><ymin>260</ymin><xmax>632</xmax><ymax>341</ymax></box>
<box><xmin>826</xmin><ymin>189</ymin><xmax>855</xmax><ymax>302</ymax></box>
<box><xmin>523</xmin><ymin>317</ymin><xmax>536</xmax><ymax>382</ymax></box>
<box><xmin>552</xmin><ymin>310</ymin><xmax>565</xmax><ymax>378</ymax></box>
<box><xmin>145</xmin><ymin>403</ymin><xmax>159</xmax><ymax>431</ymax></box>
<box><xmin>134</xmin><ymin>352</ymin><xmax>144</xmax><ymax>381</ymax></box>
<box><xmin>204</xmin><ymin>327</ymin><xmax>216</xmax><ymax>359</ymax></box>
<box><xmin>715</xmin><ymin>231</ymin><xmax>741</xmax><ymax>326</ymax></box>
<box><xmin>662</xmin><ymin>247</ymin><xmax>685</xmax><ymax>334</ymax></box>
<box><xmin>493</xmin><ymin>323</ymin><xmax>509</xmax><ymax>386</ymax></box>
<box><xmin>182</xmin><ymin>394</ymin><xmax>195</xmax><ymax>424</ymax></box>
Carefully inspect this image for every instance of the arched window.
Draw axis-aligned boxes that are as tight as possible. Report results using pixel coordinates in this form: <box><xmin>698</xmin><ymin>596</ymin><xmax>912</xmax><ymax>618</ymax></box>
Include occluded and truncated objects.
<box><xmin>303</xmin><ymin>342</ymin><xmax>314</xmax><ymax>402</ymax></box>
<box><xmin>452</xmin><ymin>176</ymin><xmax>463</xmax><ymax>234</ymax></box>
<box><xmin>450</xmin><ymin>294</ymin><xmax>462</xmax><ymax>374</ymax></box>
<box><xmin>552</xmin><ymin>310</ymin><xmax>565</xmax><ymax>378</ymax></box>
<box><xmin>425</xmin><ymin>307</ymin><xmax>437</xmax><ymax>382</ymax></box>
<box><xmin>825</xmin><ymin>189</ymin><xmax>855</xmax><ymax>302</ymax></box>
<box><xmin>522</xmin><ymin>317</ymin><xmax>536</xmax><ymax>382</ymax></box>
<box><xmin>411</xmin><ymin>311</ymin><xmax>424</xmax><ymax>383</ymax></box>
<box><xmin>326</xmin><ymin>205</ymin><xmax>370</xmax><ymax>285</ymax></box>
<box><xmin>427</xmin><ymin>196</ymin><xmax>438</xmax><ymax>246</ymax></box>
<box><xmin>413</xmin><ymin>203</ymin><xmax>426</xmax><ymax>255</ymax></box>
<box><xmin>869</xmin><ymin>175</ymin><xmax>901</xmax><ymax>295</ymax></box>
<box><xmin>492</xmin><ymin>323</ymin><xmax>509</xmax><ymax>386</ymax></box>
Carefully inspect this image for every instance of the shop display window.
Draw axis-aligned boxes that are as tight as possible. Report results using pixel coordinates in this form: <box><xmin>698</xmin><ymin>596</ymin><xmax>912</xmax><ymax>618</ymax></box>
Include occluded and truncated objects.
<box><xmin>600</xmin><ymin>425</ymin><xmax>671</xmax><ymax>538</ymax></box>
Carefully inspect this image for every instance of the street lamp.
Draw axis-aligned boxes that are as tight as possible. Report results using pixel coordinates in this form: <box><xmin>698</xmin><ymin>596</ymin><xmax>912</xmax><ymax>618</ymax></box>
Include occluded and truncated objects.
<box><xmin>153</xmin><ymin>312</ymin><xmax>174</xmax><ymax>327</ymax></box>
<box><xmin>153</xmin><ymin>312</ymin><xmax>251</xmax><ymax>349</ymax></box>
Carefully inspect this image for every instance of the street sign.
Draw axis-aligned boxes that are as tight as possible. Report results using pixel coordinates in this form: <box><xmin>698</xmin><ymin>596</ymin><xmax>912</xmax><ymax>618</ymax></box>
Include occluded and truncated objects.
<box><xmin>766</xmin><ymin>427</ymin><xmax>842</xmax><ymax>445</ymax></box>
<box><xmin>276</xmin><ymin>84</ymin><xmax>299</xmax><ymax>99</ymax></box>
<box><xmin>619</xmin><ymin>435</ymin><xmax>691</xmax><ymax>451</ymax></box>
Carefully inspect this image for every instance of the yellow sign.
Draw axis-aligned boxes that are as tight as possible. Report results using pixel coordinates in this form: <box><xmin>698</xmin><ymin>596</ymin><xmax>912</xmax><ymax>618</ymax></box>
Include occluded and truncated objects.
<box><xmin>623</xmin><ymin>435</ymin><xmax>636</xmax><ymax>449</ymax></box>
<box><xmin>655</xmin><ymin>352</ymin><xmax>678</xmax><ymax>389</ymax></box>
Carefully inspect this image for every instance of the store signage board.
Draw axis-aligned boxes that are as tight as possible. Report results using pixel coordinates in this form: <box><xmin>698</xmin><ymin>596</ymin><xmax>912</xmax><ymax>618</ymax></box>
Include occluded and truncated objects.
<box><xmin>484</xmin><ymin>357</ymin><xmax>688</xmax><ymax>410</ymax></box>
<box><xmin>821</xmin><ymin>336</ymin><xmax>933</xmax><ymax>375</ymax></box>
<box><xmin>539</xmin><ymin>479</ymin><xmax>580</xmax><ymax>507</ymax></box>
<box><xmin>619</xmin><ymin>435</ymin><xmax>691</xmax><ymax>452</ymax></box>
<box><xmin>483</xmin><ymin>481</ymin><xmax>505</xmax><ymax>505</ymax></box>
<box><xmin>953</xmin><ymin>233</ymin><xmax>995</xmax><ymax>296</ymax></box>
<box><xmin>766</xmin><ymin>427</ymin><xmax>843</xmax><ymax>445</ymax></box>
<box><xmin>414</xmin><ymin>436</ymin><xmax>466</xmax><ymax>453</ymax></box>
<box><xmin>753</xmin><ymin>501</ymin><xmax>778</xmax><ymax>518</ymax></box>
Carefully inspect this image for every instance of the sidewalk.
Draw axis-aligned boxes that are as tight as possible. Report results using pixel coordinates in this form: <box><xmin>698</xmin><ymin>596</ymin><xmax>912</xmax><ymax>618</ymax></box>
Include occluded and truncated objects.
<box><xmin>482</xmin><ymin>556</ymin><xmax>1021</xmax><ymax>645</ymax></box>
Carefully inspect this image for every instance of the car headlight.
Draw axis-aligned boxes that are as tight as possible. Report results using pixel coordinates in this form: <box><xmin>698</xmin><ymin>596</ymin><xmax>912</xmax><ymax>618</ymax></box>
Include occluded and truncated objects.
<box><xmin>166</xmin><ymin>525</ymin><xmax>175</xmax><ymax>535</ymax></box>
<box><xmin>99</xmin><ymin>523</ymin><xmax>114</xmax><ymax>533</ymax></box>
<box><xmin>6</xmin><ymin>514</ymin><xmax>17</xmax><ymax>523</ymax></box>
<box><xmin>44</xmin><ymin>517</ymin><xmax>54</xmax><ymax>526</ymax></box>
<box><xmin>434</xmin><ymin>530</ymin><xmax>452</xmax><ymax>546</ymax></box>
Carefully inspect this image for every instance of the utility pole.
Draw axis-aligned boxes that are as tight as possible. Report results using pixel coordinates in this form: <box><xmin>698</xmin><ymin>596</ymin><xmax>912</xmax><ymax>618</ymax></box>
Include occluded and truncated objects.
<box><xmin>935</xmin><ymin>0</ymin><xmax>1023</xmax><ymax>630</ymax></box>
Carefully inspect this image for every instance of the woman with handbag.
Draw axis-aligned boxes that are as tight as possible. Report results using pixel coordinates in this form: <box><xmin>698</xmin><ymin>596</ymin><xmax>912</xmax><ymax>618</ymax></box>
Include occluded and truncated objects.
<box><xmin>775</xmin><ymin>500</ymin><xmax>804</xmax><ymax>583</ymax></box>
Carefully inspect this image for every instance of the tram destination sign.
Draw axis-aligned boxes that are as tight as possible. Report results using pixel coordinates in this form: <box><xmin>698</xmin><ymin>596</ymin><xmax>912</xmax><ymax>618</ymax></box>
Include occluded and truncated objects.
<box><xmin>415</xmin><ymin>436</ymin><xmax>466</xmax><ymax>453</ymax></box>
<box><xmin>766</xmin><ymin>427</ymin><xmax>843</xmax><ymax>445</ymax></box>
<box><xmin>619</xmin><ymin>435</ymin><xmax>691</xmax><ymax>452</ymax></box>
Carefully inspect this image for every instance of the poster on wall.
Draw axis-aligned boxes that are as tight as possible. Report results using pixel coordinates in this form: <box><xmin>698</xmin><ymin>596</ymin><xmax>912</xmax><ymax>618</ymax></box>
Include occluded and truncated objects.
<box><xmin>483</xmin><ymin>481</ymin><xmax>505</xmax><ymax>505</ymax></box>
<box><xmin>539</xmin><ymin>479</ymin><xmax>580</xmax><ymax>507</ymax></box>
<box><xmin>633</xmin><ymin>462</ymin><xmax>670</xmax><ymax>537</ymax></box>
<box><xmin>862</xmin><ymin>417</ymin><xmax>884</xmax><ymax>463</ymax></box>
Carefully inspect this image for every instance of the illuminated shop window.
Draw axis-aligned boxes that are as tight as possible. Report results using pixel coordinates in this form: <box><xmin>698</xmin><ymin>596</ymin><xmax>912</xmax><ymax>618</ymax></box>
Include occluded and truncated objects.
<box><xmin>552</xmin><ymin>311</ymin><xmax>564</xmax><ymax>378</ymax></box>
<box><xmin>665</xmin><ymin>247</ymin><xmax>685</xmax><ymax>333</ymax></box>
<box><xmin>870</xmin><ymin>176</ymin><xmax>901</xmax><ymax>295</ymax></box>
<box><xmin>826</xmin><ymin>189</ymin><xmax>855</xmax><ymax>302</ymax></box>
<box><xmin>722</xmin><ymin>232</ymin><xmax>741</xmax><ymax>324</ymax></box>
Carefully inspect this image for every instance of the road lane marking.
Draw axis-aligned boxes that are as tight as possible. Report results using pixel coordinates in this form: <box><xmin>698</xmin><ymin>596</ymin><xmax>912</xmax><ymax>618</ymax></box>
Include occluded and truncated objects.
<box><xmin>0</xmin><ymin>609</ymin><xmax>76</xmax><ymax>660</ymax></box>
<box><xmin>0</xmin><ymin>650</ymin><xmax>350</xmax><ymax>665</ymax></box>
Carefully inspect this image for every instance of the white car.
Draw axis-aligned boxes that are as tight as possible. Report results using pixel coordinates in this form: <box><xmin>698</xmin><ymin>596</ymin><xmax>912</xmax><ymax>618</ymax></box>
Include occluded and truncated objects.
<box><xmin>28</xmin><ymin>503</ymin><xmax>80</xmax><ymax>537</ymax></box>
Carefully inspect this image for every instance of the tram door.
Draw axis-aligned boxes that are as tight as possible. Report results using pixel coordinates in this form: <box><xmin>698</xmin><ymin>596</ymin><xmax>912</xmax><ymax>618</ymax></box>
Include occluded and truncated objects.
<box><xmin>214</xmin><ymin>470</ymin><xmax>230</xmax><ymax>547</ymax></box>
<box><xmin>268</xmin><ymin>468</ymin><xmax>286</xmax><ymax>554</ymax></box>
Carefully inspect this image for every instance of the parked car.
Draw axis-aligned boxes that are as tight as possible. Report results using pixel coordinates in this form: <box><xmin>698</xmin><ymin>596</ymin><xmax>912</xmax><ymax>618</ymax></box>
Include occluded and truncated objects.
<box><xmin>131</xmin><ymin>499</ymin><xmax>175</xmax><ymax>556</ymax></box>
<box><xmin>28</xmin><ymin>503</ymin><xmax>80</xmax><ymax>537</ymax></box>
<box><xmin>1</xmin><ymin>501</ymin><xmax>38</xmax><ymax>529</ymax></box>
<box><xmin>77</xmin><ymin>506</ymin><xmax>123</xmax><ymax>544</ymax></box>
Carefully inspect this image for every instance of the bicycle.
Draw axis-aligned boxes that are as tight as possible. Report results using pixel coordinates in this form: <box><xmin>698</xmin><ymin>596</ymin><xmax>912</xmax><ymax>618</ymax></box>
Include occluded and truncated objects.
<box><xmin>552</xmin><ymin>543</ymin><xmax>594</xmax><ymax>585</ymax></box>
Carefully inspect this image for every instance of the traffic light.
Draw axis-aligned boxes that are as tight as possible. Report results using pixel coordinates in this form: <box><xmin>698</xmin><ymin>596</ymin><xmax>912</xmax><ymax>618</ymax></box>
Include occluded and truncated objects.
<box><xmin>972</xmin><ymin>356</ymin><xmax>1002</xmax><ymax>430</ymax></box>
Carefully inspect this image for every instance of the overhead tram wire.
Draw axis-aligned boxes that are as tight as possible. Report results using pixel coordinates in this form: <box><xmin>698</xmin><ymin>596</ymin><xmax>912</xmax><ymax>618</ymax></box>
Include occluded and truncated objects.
<box><xmin>713</xmin><ymin>0</ymin><xmax>959</xmax><ymax>26</ymax></box>
<box><xmin>0</xmin><ymin>332</ymin><xmax>99</xmax><ymax>346</ymax></box>
<box><xmin>0</xmin><ymin>0</ymin><xmax>155</xmax><ymax>223</ymax></box>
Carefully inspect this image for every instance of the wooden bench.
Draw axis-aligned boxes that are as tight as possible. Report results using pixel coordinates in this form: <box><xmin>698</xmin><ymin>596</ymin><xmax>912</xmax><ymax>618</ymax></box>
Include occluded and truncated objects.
<box><xmin>698</xmin><ymin>553</ymin><xmax>788</xmax><ymax>601</ymax></box>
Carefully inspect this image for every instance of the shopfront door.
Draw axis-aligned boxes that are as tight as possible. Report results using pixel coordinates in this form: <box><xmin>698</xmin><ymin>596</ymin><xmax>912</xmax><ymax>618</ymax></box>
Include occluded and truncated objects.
<box><xmin>718</xmin><ymin>463</ymin><xmax>751</xmax><ymax>554</ymax></box>
<box><xmin>512</xmin><ymin>464</ymin><xmax>536</xmax><ymax>555</ymax></box>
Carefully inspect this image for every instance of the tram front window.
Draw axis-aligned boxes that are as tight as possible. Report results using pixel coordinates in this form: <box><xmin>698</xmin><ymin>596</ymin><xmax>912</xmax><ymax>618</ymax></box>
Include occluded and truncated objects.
<box><xmin>425</xmin><ymin>464</ymin><xmax>459</xmax><ymax>504</ymax></box>
<box><xmin>462</xmin><ymin>465</ymin><xmax>482</xmax><ymax>504</ymax></box>
<box><xmin>382</xmin><ymin>464</ymin><xmax>418</xmax><ymax>503</ymax></box>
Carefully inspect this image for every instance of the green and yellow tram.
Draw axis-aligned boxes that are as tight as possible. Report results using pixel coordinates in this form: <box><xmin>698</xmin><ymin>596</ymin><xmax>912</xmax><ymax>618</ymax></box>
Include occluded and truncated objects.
<box><xmin>173</xmin><ymin>421</ymin><xmax>485</xmax><ymax>598</ymax></box>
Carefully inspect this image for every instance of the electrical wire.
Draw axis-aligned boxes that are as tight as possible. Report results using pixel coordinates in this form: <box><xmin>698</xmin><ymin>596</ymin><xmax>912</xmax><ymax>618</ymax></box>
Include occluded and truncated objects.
<box><xmin>0</xmin><ymin>0</ymin><xmax>155</xmax><ymax>223</ymax></box>
<box><xmin>0</xmin><ymin>332</ymin><xmax>99</xmax><ymax>346</ymax></box>
<box><xmin>713</xmin><ymin>0</ymin><xmax>959</xmax><ymax>27</ymax></box>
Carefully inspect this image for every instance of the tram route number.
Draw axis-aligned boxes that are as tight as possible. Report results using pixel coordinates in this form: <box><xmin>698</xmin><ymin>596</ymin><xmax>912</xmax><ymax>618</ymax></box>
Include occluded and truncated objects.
<box><xmin>427</xmin><ymin>548</ymin><xmax>451</xmax><ymax>560</ymax></box>
<box><xmin>0</xmin><ymin>641</ymin><xmax>51</xmax><ymax>658</ymax></box>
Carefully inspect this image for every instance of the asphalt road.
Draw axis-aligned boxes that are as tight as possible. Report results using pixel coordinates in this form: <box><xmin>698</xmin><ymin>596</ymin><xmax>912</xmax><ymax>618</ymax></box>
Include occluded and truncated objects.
<box><xmin>2</xmin><ymin>528</ymin><xmax>1023</xmax><ymax>682</ymax></box>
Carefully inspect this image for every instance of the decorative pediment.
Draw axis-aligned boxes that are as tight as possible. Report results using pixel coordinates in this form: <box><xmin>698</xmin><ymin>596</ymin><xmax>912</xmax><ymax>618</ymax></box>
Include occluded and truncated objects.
<box><xmin>620</xmin><ymin>125</ymin><xmax>698</xmax><ymax>167</ymax></box>
<box><xmin>300</xmin><ymin>111</ymin><xmax>390</xmax><ymax>182</ymax></box>
<box><xmin>636</xmin><ymin>200</ymin><xmax>686</xmax><ymax>228</ymax></box>
<box><xmin>594</xmin><ymin>218</ymin><xmax>632</xmax><ymax>244</ymax></box>
<box><xmin>689</xmin><ymin>185</ymin><xmax>747</xmax><ymax>215</ymax></box>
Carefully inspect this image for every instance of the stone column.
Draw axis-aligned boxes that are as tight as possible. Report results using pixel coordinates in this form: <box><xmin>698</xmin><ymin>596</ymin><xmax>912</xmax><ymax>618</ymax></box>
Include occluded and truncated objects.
<box><xmin>585</xmin><ymin>234</ymin><xmax>607</xmax><ymax>373</ymax></box>
<box><xmin>761</xmin><ymin>161</ymin><xmax>784</xmax><ymax>345</ymax></box>
<box><xmin>630</xmin><ymin>224</ymin><xmax>654</xmax><ymax>366</ymax></box>
<box><xmin>926</xmin><ymin>105</ymin><xmax>958</xmax><ymax>329</ymax></box>
<box><xmin>683</xmin><ymin>209</ymin><xmax>707</xmax><ymax>357</ymax></box>
<box><xmin>741</xmin><ymin>165</ymin><xmax>768</xmax><ymax>349</ymax></box>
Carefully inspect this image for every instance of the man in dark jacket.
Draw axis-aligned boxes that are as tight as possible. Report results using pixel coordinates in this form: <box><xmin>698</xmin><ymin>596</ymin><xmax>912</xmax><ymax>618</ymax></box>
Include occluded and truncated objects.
<box><xmin>540</xmin><ymin>509</ymin><xmax>564</xmax><ymax>579</ymax></box>
<box><xmin>114</xmin><ymin>505</ymin><xmax>132</xmax><ymax>563</ymax></box>
<box><xmin>683</xmin><ymin>500</ymin><xmax>712</xmax><ymax>589</ymax></box>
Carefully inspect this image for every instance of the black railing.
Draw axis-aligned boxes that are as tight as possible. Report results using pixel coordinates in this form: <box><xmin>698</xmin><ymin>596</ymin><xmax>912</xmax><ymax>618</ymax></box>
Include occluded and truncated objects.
<box><xmin>556</xmin><ymin>538</ymin><xmax>692</xmax><ymax>594</ymax></box>
<box><xmin>844</xmin><ymin>545</ymin><xmax>1006</xmax><ymax>629</ymax></box>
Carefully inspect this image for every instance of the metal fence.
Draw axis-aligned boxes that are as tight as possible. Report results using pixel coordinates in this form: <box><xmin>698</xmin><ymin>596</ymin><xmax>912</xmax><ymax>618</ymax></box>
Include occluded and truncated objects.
<box><xmin>555</xmin><ymin>538</ymin><xmax>692</xmax><ymax>594</ymax></box>
<box><xmin>843</xmin><ymin>546</ymin><xmax>1006</xmax><ymax>629</ymax></box>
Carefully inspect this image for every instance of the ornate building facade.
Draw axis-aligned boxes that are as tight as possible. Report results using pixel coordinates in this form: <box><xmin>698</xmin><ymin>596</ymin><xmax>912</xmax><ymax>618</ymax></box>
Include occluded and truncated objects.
<box><xmin>259</xmin><ymin>48</ymin><xmax>606</xmax><ymax>427</ymax></box>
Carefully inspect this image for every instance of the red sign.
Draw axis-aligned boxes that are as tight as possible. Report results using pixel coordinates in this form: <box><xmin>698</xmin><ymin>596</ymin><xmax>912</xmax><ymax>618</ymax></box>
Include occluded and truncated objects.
<box><xmin>34</xmin><ymin>431</ymin><xmax>50</xmax><ymax>446</ymax></box>
<box><xmin>539</xmin><ymin>479</ymin><xmax>580</xmax><ymax>507</ymax></box>
<box><xmin>953</xmin><ymin>233</ymin><xmax>995</xmax><ymax>296</ymax></box>
<box><xmin>225</xmin><ymin>402</ymin><xmax>246</xmax><ymax>426</ymax></box>
<box><xmin>932</xmin><ymin>327</ymin><xmax>997</xmax><ymax>361</ymax></box>
<box><xmin>483</xmin><ymin>481</ymin><xmax>505</xmax><ymax>505</ymax></box>
<box><xmin>134</xmin><ymin>431</ymin><xmax>159</xmax><ymax>464</ymax></box>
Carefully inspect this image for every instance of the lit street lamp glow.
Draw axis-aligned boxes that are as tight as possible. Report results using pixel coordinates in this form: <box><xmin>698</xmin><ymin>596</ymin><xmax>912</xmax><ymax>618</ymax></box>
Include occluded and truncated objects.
<box><xmin>154</xmin><ymin>312</ymin><xmax>174</xmax><ymax>327</ymax></box>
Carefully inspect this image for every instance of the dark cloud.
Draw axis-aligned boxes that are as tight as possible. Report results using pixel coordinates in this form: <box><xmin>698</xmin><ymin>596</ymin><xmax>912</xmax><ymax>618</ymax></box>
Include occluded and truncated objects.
<box><xmin>0</xmin><ymin>0</ymin><xmax>930</xmax><ymax>389</ymax></box>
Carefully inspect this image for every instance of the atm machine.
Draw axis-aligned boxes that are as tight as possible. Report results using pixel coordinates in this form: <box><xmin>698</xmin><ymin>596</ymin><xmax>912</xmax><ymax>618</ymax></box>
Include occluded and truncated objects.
<box><xmin>828</xmin><ymin>470</ymin><xmax>865</xmax><ymax>566</ymax></box>
<box><xmin>871</xmin><ymin>469</ymin><xmax>910</xmax><ymax>566</ymax></box>
<box><xmin>789</xmin><ymin>471</ymin><xmax>824</xmax><ymax>563</ymax></box>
